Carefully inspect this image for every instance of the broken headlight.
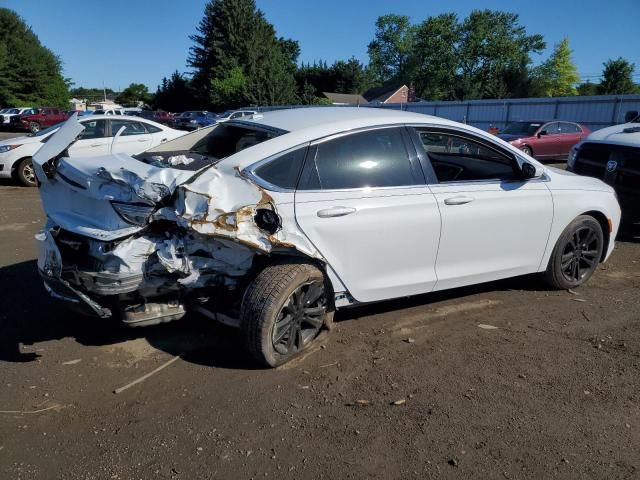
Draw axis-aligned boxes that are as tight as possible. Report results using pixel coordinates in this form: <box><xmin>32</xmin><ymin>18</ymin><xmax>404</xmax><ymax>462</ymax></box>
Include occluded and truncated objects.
<box><xmin>111</xmin><ymin>201</ymin><xmax>155</xmax><ymax>226</ymax></box>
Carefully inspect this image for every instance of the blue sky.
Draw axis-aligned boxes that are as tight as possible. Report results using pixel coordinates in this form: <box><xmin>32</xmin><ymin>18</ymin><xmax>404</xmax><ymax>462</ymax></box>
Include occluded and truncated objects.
<box><xmin>3</xmin><ymin>0</ymin><xmax>639</xmax><ymax>91</ymax></box>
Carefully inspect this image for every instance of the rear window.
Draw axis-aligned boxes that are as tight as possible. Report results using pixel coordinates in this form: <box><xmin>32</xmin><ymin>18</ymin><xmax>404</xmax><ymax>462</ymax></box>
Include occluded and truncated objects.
<box><xmin>135</xmin><ymin>123</ymin><xmax>284</xmax><ymax>171</ymax></box>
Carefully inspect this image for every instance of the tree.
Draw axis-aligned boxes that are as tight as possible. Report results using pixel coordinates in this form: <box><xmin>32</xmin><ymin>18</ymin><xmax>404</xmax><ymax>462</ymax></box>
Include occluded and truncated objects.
<box><xmin>188</xmin><ymin>0</ymin><xmax>298</xmax><ymax>109</ymax></box>
<box><xmin>0</xmin><ymin>8</ymin><xmax>69</xmax><ymax>107</ymax></box>
<box><xmin>531</xmin><ymin>37</ymin><xmax>580</xmax><ymax>97</ymax></box>
<box><xmin>153</xmin><ymin>71</ymin><xmax>198</xmax><ymax>112</ymax></box>
<box><xmin>576</xmin><ymin>81</ymin><xmax>599</xmax><ymax>96</ymax></box>
<box><xmin>411</xmin><ymin>13</ymin><xmax>459</xmax><ymax>100</ymax></box>
<box><xmin>598</xmin><ymin>58</ymin><xmax>638</xmax><ymax>95</ymax></box>
<box><xmin>379</xmin><ymin>10</ymin><xmax>544</xmax><ymax>101</ymax></box>
<box><xmin>367</xmin><ymin>14</ymin><xmax>416</xmax><ymax>85</ymax></box>
<box><xmin>455</xmin><ymin>10</ymin><xmax>545</xmax><ymax>100</ymax></box>
<box><xmin>115</xmin><ymin>83</ymin><xmax>151</xmax><ymax>107</ymax></box>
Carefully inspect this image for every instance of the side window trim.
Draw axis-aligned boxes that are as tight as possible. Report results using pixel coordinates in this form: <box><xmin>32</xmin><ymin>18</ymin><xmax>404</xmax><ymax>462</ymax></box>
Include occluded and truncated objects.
<box><xmin>300</xmin><ymin>125</ymin><xmax>424</xmax><ymax>191</ymax></box>
<box><xmin>243</xmin><ymin>144</ymin><xmax>310</xmax><ymax>193</ymax></box>
<box><xmin>410</xmin><ymin>126</ymin><xmax>521</xmax><ymax>184</ymax></box>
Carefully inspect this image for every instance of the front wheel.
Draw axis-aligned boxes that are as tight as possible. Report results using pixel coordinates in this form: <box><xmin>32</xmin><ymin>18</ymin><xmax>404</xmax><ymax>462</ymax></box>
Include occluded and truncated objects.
<box><xmin>29</xmin><ymin>122</ymin><xmax>41</xmax><ymax>133</ymax></box>
<box><xmin>241</xmin><ymin>262</ymin><xmax>333</xmax><ymax>367</ymax></box>
<box><xmin>16</xmin><ymin>157</ymin><xmax>37</xmax><ymax>187</ymax></box>
<box><xmin>521</xmin><ymin>145</ymin><xmax>533</xmax><ymax>157</ymax></box>
<box><xmin>544</xmin><ymin>215</ymin><xmax>604</xmax><ymax>289</ymax></box>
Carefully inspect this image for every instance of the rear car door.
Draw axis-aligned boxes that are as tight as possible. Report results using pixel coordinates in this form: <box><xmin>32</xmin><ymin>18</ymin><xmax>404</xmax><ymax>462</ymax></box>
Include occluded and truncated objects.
<box><xmin>68</xmin><ymin>119</ymin><xmax>110</xmax><ymax>156</ymax></box>
<box><xmin>411</xmin><ymin>127</ymin><xmax>554</xmax><ymax>291</ymax></box>
<box><xmin>556</xmin><ymin>122</ymin><xmax>584</xmax><ymax>158</ymax></box>
<box><xmin>294</xmin><ymin>126</ymin><xmax>442</xmax><ymax>303</ymax></box>
<box><xmin>109</xmin><ymin>119</ymin><xmax>153</xmax><ymax>154</ymax></box>
<box><xmin>536</xmin><ymin>122</ymin><xmax>561</xmax><ymax>157</ymax></box>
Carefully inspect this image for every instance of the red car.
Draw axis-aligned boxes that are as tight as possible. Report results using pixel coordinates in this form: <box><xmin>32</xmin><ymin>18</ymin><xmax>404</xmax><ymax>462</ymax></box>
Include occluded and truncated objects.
<box><xmin>497</xmin><ymin>120</ymin><xmax>590</xmax><ymax>160</ymax></box>
<box><xmin>15</xmin><ymin>107</ymin><xmax>70</xmax><ymax>133</ymax></box>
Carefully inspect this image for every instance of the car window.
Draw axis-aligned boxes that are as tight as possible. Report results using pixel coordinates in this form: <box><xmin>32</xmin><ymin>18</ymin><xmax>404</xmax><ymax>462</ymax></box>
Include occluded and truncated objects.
<box><xmin>254</xmin><ymin>148</ymin><xmax>306</xmax><ymax>190</ymax></box>
<box><xmin>111</xmin><ymin>120</ymin><xmax>148</xmax><ymax>136</ymax></box>
<box><xmin>142</xmin><ymin>122</ymin><xmax>162</xmax><ymax>134</ymax></box>
<box><xmin>78</xmin><ymin>119</ymin><xmax>108</xmax><ymax>140</ymax></box>
<box><xmin>300</xmin><ymin>128</ymin><xmax>415</xmax><ymax>190</ymax></box>
<box><xmin>559</xmin><ymin>122</ymin><xmax>580</xmax><ymax>133</ymax></box>
<box><xmin>542</xmin><ymin>122</ymin><xmax>560</xmax><ymax>134</ymax></box>
<box><xmin>416</xmin><ymin>129</ymin><xmax>517</xmax><ymax>182</ymax></box>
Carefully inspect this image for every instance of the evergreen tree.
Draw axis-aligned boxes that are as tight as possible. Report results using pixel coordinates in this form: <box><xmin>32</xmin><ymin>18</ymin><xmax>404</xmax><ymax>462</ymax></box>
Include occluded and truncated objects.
<box><xmin>531</xmin><ymin>37</ymin><xmax>580</xmax><ymax>97</ymax></box>
<box><xmin>0</xmin><ymin>8</ymin><xmax>69</xmax><ymax>107</ymax></box>
<box><xmin>153</xmin><ymin>71</ymin><xmax>198</xmax><ymax>112</ymax></box>
<box><xmin>188</xmin><ymin>0</ymin><xmax>299</xmax><ymax>109</ymax></box>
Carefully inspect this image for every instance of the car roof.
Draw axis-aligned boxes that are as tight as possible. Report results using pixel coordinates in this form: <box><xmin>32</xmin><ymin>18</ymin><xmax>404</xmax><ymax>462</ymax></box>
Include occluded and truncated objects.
<box><xmin>217</xmin><ymin>107</ymin><xmax>467</xmax><ymax>171</ymax></box>
<box><xmin>80</xmin><ymin>114</ymin><xmax>164</xmax><ymax>123</ymax></box>
<box><xmin>247</xmin><ymin>106</ymin><xmax>449</xmax><ymax>133</ymax></box>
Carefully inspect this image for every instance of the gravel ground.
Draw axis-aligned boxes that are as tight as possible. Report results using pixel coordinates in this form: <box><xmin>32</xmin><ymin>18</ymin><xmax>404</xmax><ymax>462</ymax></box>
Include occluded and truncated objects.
<box><xmin>0</xmin><ymin>178</ymin><xmax>638</xmax><ymax>479</ymax></box>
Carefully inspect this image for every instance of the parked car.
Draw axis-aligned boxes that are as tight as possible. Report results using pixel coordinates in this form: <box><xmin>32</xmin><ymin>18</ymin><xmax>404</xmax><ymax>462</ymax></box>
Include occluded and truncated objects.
<box><xmin>134</xmin><ymin>110</ymin><xmax>174</xmax><ymax>126</ymax></box>
<box><xmin>1</xmin><ymin>107</ymin><xmax>36</xmax><ymax>127</ymax></box>
<box><xmin>215</xmin><ymin>110</ymin><xmax>258</xmax><ymax>122</ymax></box>
<box><xmin>91</xmin><ymin>108</ymin><xmax>124</xmax><ymax>116</ymax></box>
<box><xmin>33</xmin><ymin>108</ymin><xmax>620</xmax><ymax>367</ymax></box>
<box><xmin>567</xmin><ymin>111</ymin><xmax>640</xmax><ymax>224</ymax></box>
<box><xmin>12</xmin><ymin>107</ymin><xmax>70</xmax><ymax>133</ymax></box>
<box><xmin>497</xmin><ymin>120</ymin><xmax>590</xmax><ymax>160</ymax></box>
<box><xmin>173</xmin><ymin>111</ymin><xmax>217</xmax><ymax>130</ymax></box>
<box><xmin>0</xmin><ymin>114</ymin><xmax>185</xmax><ymax>186</ymax></box>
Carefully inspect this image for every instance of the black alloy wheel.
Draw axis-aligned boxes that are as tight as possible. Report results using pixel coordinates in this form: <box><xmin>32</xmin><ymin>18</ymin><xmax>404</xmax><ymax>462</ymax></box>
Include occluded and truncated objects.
<box><xmin>271</xmin><ymin>280</ymin><xmax>327</xmax><ymax>356</ymax></box>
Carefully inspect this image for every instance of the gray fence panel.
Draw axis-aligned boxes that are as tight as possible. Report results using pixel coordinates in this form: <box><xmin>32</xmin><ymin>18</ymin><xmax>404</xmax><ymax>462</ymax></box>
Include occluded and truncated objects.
<box><xmin>251</xmin><ymin>94</ymin><xmax>640</xmax><ymax>132</ymax></box>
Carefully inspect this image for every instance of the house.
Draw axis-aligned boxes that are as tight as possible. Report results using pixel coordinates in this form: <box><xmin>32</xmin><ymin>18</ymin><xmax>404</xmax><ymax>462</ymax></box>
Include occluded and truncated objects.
<box><xmin>364</xmin><ymin>84</ymin><xmax>412</xmax><ymax>104</ymax></box>
<box><xmin>322</xmin><ymin>92</ymin><xmax>369</xmax><ymax>106</ymax></box>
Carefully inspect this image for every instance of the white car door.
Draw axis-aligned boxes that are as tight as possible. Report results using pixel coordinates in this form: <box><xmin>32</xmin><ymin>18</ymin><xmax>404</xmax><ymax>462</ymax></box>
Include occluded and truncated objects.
<box><xmin>109</xmin><ymin>119</ymin><xmax>153</xmax><ymax>154</ymax></box>
<box><xmin>412</xmin><ymin>127</ymin><xmax>554</xmax><ymax>291</ymax></box>
<box><xmin>68</xmin><ymin>119</ymin><xmax>111</xmax><ymax>157</ymax></box>
<box><xmin>138</xmin><ymin>120</ymin><xmax>174</xmax><ymax>147</ymax></box>
<box><xmin>294</xmin><ymin>127</ymin><xmax>442</xmax><ymax>303</ymax></box>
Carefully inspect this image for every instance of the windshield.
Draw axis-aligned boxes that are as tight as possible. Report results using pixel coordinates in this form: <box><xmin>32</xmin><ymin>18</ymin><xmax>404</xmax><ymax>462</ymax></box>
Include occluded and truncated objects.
<box><xmin>502</xmin><ymin>122</ymin><xmax>543</xmax><ymax>135</ymax></box>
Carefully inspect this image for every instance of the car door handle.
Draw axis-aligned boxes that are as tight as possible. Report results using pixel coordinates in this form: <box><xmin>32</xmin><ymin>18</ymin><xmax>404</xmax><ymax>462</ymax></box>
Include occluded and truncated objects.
<box><xmin>316</xmin><ymin>206</ymin><xmax>357</xmax><ymax>218</ymax></box>
<box><xmin>137</xmin><ymin>138</ymin><xmax>148</xmax><ymax>142</ymax></box>
<box><xmin>90</xmin><ymin>143</ymin><xmax>102</xmax><ymax>147</ymax></box>
<box><xmin>444</xmin><ymin>196</ymin><xmax>474</xmax><ymax>205</ymax></box>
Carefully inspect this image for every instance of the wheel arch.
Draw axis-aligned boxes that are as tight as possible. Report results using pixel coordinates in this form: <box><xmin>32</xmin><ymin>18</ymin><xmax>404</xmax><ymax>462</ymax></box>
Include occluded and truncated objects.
<box><xmin>580</xmin><ymin>210</ymin><xmax>611</xmax><ymax>262</ymax></box>
<box><xmin>10</xmin><ymin>155</ymin><xmax>33</xmax><ymax>176</ymax></box>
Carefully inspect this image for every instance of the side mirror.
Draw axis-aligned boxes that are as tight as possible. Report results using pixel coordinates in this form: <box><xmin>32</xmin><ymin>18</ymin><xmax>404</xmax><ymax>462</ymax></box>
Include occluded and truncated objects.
<box><xmin>624</xmin><ymin>110</ymin><xmax>638</xmax><ymax>123</ymax></box>
<box><xmin>521</xmin><ymin>162</ymin><xmax>539</xmax><ymax>180</ymax></box>
<box><xmin>537</xmin><ymin>130</ymin><xmax>548</xmax><ymax>138</ymax></box>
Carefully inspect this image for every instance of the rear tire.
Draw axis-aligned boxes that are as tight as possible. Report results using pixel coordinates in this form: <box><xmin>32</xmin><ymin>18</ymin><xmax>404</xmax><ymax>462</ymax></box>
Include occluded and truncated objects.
<box><xmin>544</xmin><ymin>215</ymin><xmax>604</xmax><ymax>289</ymax></box>
<box><xmin>241</xmin><ymin>262</ymin><xmax>334</xmax><ymax>367</ymax></box>
<box><xmin>16</xmin><ymin>157</ymin><xmax>37</xmax><ymax>187</ymax></box>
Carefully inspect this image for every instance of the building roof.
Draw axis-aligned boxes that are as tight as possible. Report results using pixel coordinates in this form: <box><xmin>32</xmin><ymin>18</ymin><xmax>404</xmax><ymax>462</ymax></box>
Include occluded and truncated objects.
<box><xmin>322</xmin><ymin>92</ymin><xmax>369</xmax><ymax>105</ymax></box>
<box><xmin>365</xmin><ymin>84</ymin><xmax>409</xmax><ymax>104</ymax></box>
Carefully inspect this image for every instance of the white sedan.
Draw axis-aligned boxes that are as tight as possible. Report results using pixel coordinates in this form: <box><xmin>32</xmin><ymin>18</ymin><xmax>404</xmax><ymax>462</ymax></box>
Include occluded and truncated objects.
<box><xmin>34</xmin><ymin>108</ymin><xmax>621</xmax><ymax>366</ymax></box>
<box><xmin>0</xmin><ymin>114</ymin><xmax>185</xmax><ymax>186</ymax></box>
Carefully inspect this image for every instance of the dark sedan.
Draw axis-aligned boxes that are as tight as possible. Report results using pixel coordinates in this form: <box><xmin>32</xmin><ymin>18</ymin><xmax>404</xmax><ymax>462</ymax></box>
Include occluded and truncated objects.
<box><xmin>497</xmin><ymin>121</ymin><xmax>590</xmax><ymax>160</ymax></box>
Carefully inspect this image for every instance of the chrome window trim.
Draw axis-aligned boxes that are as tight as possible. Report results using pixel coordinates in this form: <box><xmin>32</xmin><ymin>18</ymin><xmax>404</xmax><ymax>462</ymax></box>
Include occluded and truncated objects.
<box><xmin>242</xmin><ymin>143</ymin><xmax>309</xmax><ymax>193</ymax></box>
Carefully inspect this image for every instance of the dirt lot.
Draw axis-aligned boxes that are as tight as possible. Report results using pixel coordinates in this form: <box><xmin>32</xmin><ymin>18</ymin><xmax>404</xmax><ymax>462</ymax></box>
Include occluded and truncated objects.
<box><xmin>0</xmin><ymin>181</ymin><xmax>638</xmax><ymax>480</ymax></box>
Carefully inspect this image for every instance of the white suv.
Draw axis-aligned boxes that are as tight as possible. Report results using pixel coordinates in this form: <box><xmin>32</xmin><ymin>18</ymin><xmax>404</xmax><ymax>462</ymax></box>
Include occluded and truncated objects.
<box><xmin>34</xmin><ymin>108</ymin><xmax>620</xmax><ymax>366</ymax></box>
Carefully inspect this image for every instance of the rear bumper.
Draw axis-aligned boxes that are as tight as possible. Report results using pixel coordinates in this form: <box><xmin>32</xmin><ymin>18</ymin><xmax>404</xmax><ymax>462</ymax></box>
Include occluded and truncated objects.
<box><xmin>37</xmin><ymin>229</ymin><xmax>113</xmax><ymax>318</ymax></box>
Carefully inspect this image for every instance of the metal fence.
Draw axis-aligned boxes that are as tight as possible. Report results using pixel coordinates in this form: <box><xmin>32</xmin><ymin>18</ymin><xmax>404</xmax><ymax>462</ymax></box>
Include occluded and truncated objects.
<box><xmin>258</xmin><ymin>94</ymin><xmax>640</xmax><ymax>132</ymax></box>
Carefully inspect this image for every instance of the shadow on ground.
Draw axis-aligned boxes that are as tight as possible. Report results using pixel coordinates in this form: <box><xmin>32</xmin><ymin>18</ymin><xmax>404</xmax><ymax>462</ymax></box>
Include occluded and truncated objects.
<box><xmin>0</xmin><ymin>258</ymin><xmax>556</xmax><ymax>370</ymax></box>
